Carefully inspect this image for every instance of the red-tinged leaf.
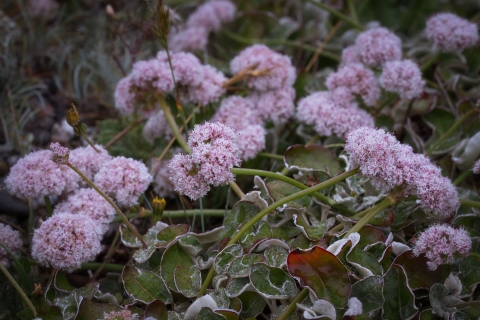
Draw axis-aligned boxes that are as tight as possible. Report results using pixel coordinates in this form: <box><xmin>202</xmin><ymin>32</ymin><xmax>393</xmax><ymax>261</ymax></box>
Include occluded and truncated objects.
<box><xmin>394</xmin><ymin>251</ymin><xmax>446</xmax><ymax>290</ymax></box>
<box><xmin>144</xmin><ymin>300</ymin><xmax>168</xmax><ymax>319</ymax></box>
<box><xmin>287</xmin><ymin>246</ymin><xmax>351</xmax><ymax>308</ymax></box>
<box><xmin>357</xmin><ymin>226</ymin><xmax>386</xmax><ymax>249</ymax></box>
<box><xmin>382</xmin><ymin>264</ymin><xmax>418</xmax><ymax>319</ymax></box>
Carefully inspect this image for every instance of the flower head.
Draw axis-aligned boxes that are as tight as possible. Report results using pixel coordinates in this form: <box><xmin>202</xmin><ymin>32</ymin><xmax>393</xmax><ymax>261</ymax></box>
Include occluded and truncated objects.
<box><xmin>53</xmin><ymin>188</ymin><xmax>116</xmax><ymax>237</ymax></box>
<box><xmin>413</xmin><ymin>224</ymin><xmax>471</xmax><ymax>270</ymax></box>
<box><xmin>355</xmin><ymin>27</ymin><xmax>402</xmax><ymax>67</ymax></box>
<box><xmin>325</xmin><ymin>63</ymin><xmax>380</xmax><ymax>107</ymax></box>
<box><xmin>69</xmin><ymin>144</ymin><xmax>112</xmax><ymax>186</ymax></box>
<box><xmin>94</xmin><ymin>157</ymin><xmax>152</xmax><ymax>207</ymax></box>
<box><xmin>473</xmin><ymin>159</ymin><xmax>480</xmax><ymax>174</ymax></box>
<box><xmin>426</xmin><ymin>13</ymin><xmax>479</xmax><ymax>52</ymax></box>
<box><xmin>31</xmin><ymin>213</ymin><xmax>101</xmax><ymax>272</ymax></box>
<box><xmin>169</xmin><ymin>27</ymin><xmax>209</xmax><ymax>52</ymax></box>
<box><xmin>237</xmin><ymin>125</ymin><xmax>266</xmax><ymax>161</ymax></box>
<box><xmin>0</xmin><ymin>223</ymin><xmax>22</xmax><ymax>267</ymax></box>
<box><xmin>143</xmin><ymin>110</ymin><xmax>173</xmax><ymax>144</ymax></box>
<box><xmin>212</xmin><ymin>96</ymin><xmax>262</xmax><ymax>130</ymax></box>
<box><xmin>380</xmin><ymin>59</ymin><xmax>425</xmax><ymax>100</ymax></box>
<box><xmin>186</xmin><ymin>0</ymin><xmax>236</xmax><ymax>32</ymax></box>
<box><xmin>168</xmin><ymin>154</ymin><xmax>210</xmax><ymax>200</ymax></box>
<box><xmin>247</xmin><ymin>87</ymin><xmax>296</xmax><ymax>124</ymax></box>
<box><xmin>5</xmin><ymin>150</ymin><xmax>75</xmax><ymax>198</ymax></box>
<box><xmin>104</xmin><ymin>309</ymin><xmax>137</xmax><ymax>320</ymax></box>
<box><xmin>114</xmin><ymin>76</ymin><xmax>136</xmax><ymax>116</ymax></box>
<box><xmin>152</xmin><ymin>160</ymin><xmax>177</xmax><ymax>199</ymax></box>
<box><xmin>230</xmin><ymin>44</ymin><xmax>296</xmax><ymax>91</ymax></box>
<box><xmin>340</xmin><ymin>45</ymin><xmax>361</xmax><ymax>67</ymax></box>
<box><xmin>49</xmin><ymin>142</ymin><xmax>69</xmax><ymax>164</ymax></box>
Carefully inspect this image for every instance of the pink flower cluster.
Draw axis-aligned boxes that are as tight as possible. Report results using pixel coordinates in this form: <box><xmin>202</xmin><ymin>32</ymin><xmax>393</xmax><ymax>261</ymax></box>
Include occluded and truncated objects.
<box><xmin>169</xmin><ymin>122</ymin><xmax>240</xmax><ymax>200</ymax></box>
<box><xmin>0</xmin><ymin>223</ymin><xmax>22</xmax><ymax>267</ymax></box>
<box><xmin>473</xmin><ymin>159</ymin><xmax>480</xmax><ymax>174</ymax></box>
<box><xmin>143</xmin><ymin>110</ymin><xmax>173</xmax><ymax>144</ymax></box>
<box><xmin>31</xmin><ymin>213</ymin><xmax>101</xmax><ymax>272</ymax></box>
<box><xmin>94</xmin><ymin>157</ymin><xmax>152</xmax><ymax>207</ymax></box>
<box><xmin>426</xmin><ymin>13</ymin><xmax>479</xmax><ymax>52</ymax></box>
<box><xmin>326</xmin><ymin>63</ymin><xmax>380</xmax><ymax>107</ymax></box>
<box><xmin>5</xmin><ymin>149</ymin><xmax>78</xmax><ymax>198</ymax></box>
<box><xmin>69</xmin><ymin>144</ymin><xmax>112</xmax><ymax>187</ymax></box>
<box><xmin>104</xmin><ymin>309</ymin><xmax>137</xmax><ymax>320</ymax></box>
<box><xmin>230</xmin><ymin>44</ymin><xmax>297</xmax><ymax>124</ymax></box>
<box><xmin>354</xmin><ymin>27</ymin><xmax>402</xmax><ymax>67</ymax></box>
<box><xmin>169</xmin><ymin>0</ymin><xmax>236</xmax><ymax>52</ymax></box>
<box><xmin>49</xmin><ymin>142</ymin><xmax>69</xmax><ymax>164</ymax></box>
<box><xmin>345</xmin><ymin>127</ymin><xmax>459</xmax><ymax>219</ymax></box>
<box><xmin>114</xmin><ymin>51</ymin><xmax>226</xmax><ymax>117</ymax></box>
<box><xmin>212</xmin><ymin>96</ymin><xmax>266</xmax><ymax>160</ymax></box>
<box><xmin>413</xmin><ymin>224</ymin><xmax>471</xmax><ymax>270</ymax></box>
<box><xmin>53</xmin><ymin>188</ymin><xmax>116</xmax><ymax>237</ymax></box>
<box><xmin>296</xmin><ymin>91</ymin><xmax>374</xmax><ymax>139</ymax></box>
<box><xmin>380</xmin><ymin>60</ymin><xmax>425</xmax><ymax>100</ymax></box>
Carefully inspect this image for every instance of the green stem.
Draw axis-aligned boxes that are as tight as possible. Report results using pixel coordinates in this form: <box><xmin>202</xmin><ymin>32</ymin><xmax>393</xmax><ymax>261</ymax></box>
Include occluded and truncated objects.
<box><xmin>80</xmin><ymin>262</ymin><xmax>124</xmax><ymax>272</ymax></box>
<box><xmin>426</xmin><ymin>108</ymin><xmax>478</xmax><ymax>156</ymax></box>
<box><xmin>111</xmin><ymin>209</ymin><xmax>226</xmax><ymax>223</ymax></box>
<box><xmin>221</xmin><ymin>29</ymin><xmax>340</xmax><ymax>61</ymax></box>
<box><xmin>460</xmin><ymin>198</ymin><xmax>480</xmax><ymax>209</ymax></box>
<box><xmin>80</xmin><ymin>134</ymin><xmax>100</xmax><ymax>153</ymax></box>
<box><xmin>453</xmin><ymin>169</ymin><xmax>471</xmax><ymax>186</ymax></box>
<box><xmin>66</xmin><ymin>162</ymin><xmax>147</xmax><ymax>248</ymax></box>
<box><xmin>277</xmin><ymin>288</ymin><xmax>309</xmax><ymax>320</ymax></box>
<box><xmin>346</xmin><ymin>0</ymin><xmax>358</xmax><ymax>24</ymax></box>
<box><xmin>420</xmin><ymin>51</ymin><xmax>441</xmax><ymax>72</ymax></box>
<box><xmin>229</xmin><ymin>181</ymin><xmax>245</xmax><ymax>199</ymax></box>
<box><xmin>0</xmin><ymin>263</ymin><xmax>37</xmax><ymax>316</ymax></box>
<box><xmin>231</xmin><ymin>168</ymin><xmax>356</xmax><ymax>215</ymax></box>
<box><xmin>306</xmin><ymin>134</ymin><xmax>320</xmax><ymax>146</ymax></box>
<box><xmin>198</xmin><ymin>168</ymin><xmax>360</xmax><ymax>297</ymax></box>
<box><xmin>306</xmin><ymin>0</ymin><xmax>363</xmax><ymax>30</ymax></box>
<box><xmin>158</xmin><ymin>96</ymin><xmax>191</xmax><ymax>153</ymax></box>
<box><xmin>344</xmin><ymin>195</ymin><xmax>397</xmax><ymax>238</ymax></box>
<box><xmin>257</xmin><ymin>152</ymin><xmax>284</xmax><ymax>161</ymax></box>
<box><xmin>44</xmin><ymin>196</ymin><xmax>52</xmax><ymax>217</ymax></box>
<box><xmin>91</xmin><ymin>230</ymin><xmax>120</xmax><ymax>280</ymax></box>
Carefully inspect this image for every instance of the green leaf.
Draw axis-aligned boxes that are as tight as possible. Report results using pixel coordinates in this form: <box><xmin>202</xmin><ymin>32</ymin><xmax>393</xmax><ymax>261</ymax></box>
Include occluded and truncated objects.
<box><xmin>75</xmin><ymin>300</ymin><xmax>119</xmax><ymax>320</ymax></box>
<box><xmin>197</xmin><ymin>308</ymin><xmax>227</xmax><ymax>320</ymax></box>
<box><xmin>284</xmin><ymin>144</ymin><xmax>341</xmax><ymax>175</ymax></box>
<box><xmin>120</xmin><ymin>224</ymin><xmax>143</xmax><ymax>248</ymax></box>
<box><xmin>347</xmin><ymin>246</ymin><xmax>383</xmax><ymax>276</ymax></box>
<box><xmin>350</xmin><ymin>276</ymin><xmax>384</xmax><ymax>313</ymax></box>
<box><xmin>144</xmin><ymin>300</ymin><xmax>168</xmax><ymax>319</ymax></box>
<box><xmin>228</xmin><ymin>254</ymin><xmax>265</xmax><ymax>278</ymax></box>
<box><xmin>382</xmin><ymin>264</ymin><xmax>418</xmax><ymax>319</ymax></box>
<box><xmin>424</xmin><ymin>109</ymin><xmax>462</xmax><ymax>155</ymax></box>
<box><xmin>215</xmin><ymin>245</ymin><xmax>244</xmax><ymax>274</ymax></box>
<box><xmin>178</xmin><ymin>234</ymin><xmax>203</xmax><ymax>257</ymax></box>
<box><xmin>225</xmin><ymin>278</ymin><xmax>252</xmax><ymax>298</ymax></box>
<box><xmin>132</xmin><ymin>227</ymin><xmax>161</xmax><ymax>263</ymax></box>
<box><xmin>238</xmin><ymin>292</ymin><xmax>267</xmax><ymax>319</ymax></box>
<box><xmin>249</xmin><ymin>263</ymin><xmax>297</xmax><ymax>299</ymax></box>
<box><xmin>429</xmin><ymin>283</ymin><xmax>464</xmax><ymax>317</ymax></box>
<box><xmin>122</xmin><ymin>266</ymin><xmax>172</xmax><ymax>304</ymax></box>
<box><xmin>267</xmin><ymin>180</ymin><xmax>312</xmax><ymax>208</ymax></box>
<box><xmin>157</xmin><ymin>224</ymin><xmax>190</xmax><ymax>247</ymax></box>
<box><xmin>293</xmin><ymin>214</ymin><xmax>327</xmax><ymax>240</ymax></box>
<box><xmin>161</xmin><ymin>242</ymin><xmax>194</xmax><ymax>291</ymax></box>
<box><xmin>239</xmin><ymin>221</ymin><xmax>272</xmax><ymax>250</ymax></box>
<box><xmin>287</xmin><ymin>246</ymin><xmax>351</xmax><ymax>307</ymax></box>
<box><xmin>362</xmin><ymin>208</ymin><xmax>395</xmax><ymax>228</ymax></box>
<box><xmin>459</xmin><ymin>253</ymin><xmax>480</xmax><ymax>291</ymax></box>
<box><xmin>265</xmin><ymin>246</ymin><xmax>288</xmax><ymax>268</ymax></box>
<box><xmin>174</xmin><ymin>265</ymin><xmax>201</xmax><ymax>298</ymax></box>
<box><xmin>394</xmin><ymin>251</ymin><xmax>445</xmax><ymax>290</ymax></box>
<box><xmin>218</xmin><ymin>201</ymin><xmax>261</xmax><ymax>240</ymax></box>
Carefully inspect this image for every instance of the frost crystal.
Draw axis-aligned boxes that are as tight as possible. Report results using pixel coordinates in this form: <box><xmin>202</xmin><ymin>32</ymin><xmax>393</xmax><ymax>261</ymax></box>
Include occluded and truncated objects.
<box><xmin>32</xmin><ymin>213</ymin><xmax>101</xmax><ymax>272</ymax></box>
<box><xmin>413</xmin><ymin>224</ymin><xmax>471</xmax><ymax>270</ymax></box>
<box><xmin>426</xmin><ymin>12</ymin><xmax>479</xmax><ymax>52</ymax></box>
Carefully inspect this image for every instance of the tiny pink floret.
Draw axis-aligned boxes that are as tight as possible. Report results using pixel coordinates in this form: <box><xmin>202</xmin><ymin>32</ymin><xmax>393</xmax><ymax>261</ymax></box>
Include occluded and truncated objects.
<box><xmin>380</xmin><ymin>60</ymin><xmax>425</xmax><ymax>100</ymax></box>
<box><xmin>426</xmin><ymin>12</ymin><xmax>479</xmax><ymax>52</ymax></box>
<box><xmin>355</xmin><ymin>26</ymin><xmax>402</xmax><ymax>67</ymax></box>
<box><xmin>0</xmin><ymin>223</ymin><xmax>22</xmax><ymax>268</ymax></box>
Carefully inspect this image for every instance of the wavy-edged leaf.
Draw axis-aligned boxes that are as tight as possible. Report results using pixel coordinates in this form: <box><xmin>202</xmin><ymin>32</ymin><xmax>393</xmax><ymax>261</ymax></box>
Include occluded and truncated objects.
<box><xmin>156</xmin><ymin>224</ymin><xmax>190</xmax><ymax>247</ymax></box>
<box><xmin>119</xmin><ymin>224</ymin><xmax>143</xmax><ymax>248</ymax></box>
<box><xmin>225</xmin><ymin>278</ymin><xmax>253</xmax><ymax>298</ymax></box>
<box><xmin>215</xmin><ymin>244</ymin><xmax>243</xmax><ymax>275</ymax></box>
<box><xmin>287</xmin><ymin>246</ymin><xmax>351</xmax><ymax>307</ymax></box>
<box><xmin>144</xmin><ymin>300</ymin><xmax>168</xmax><ymax>319</ymax></box>
<box><xmin>250</xmin><ymin>263</ymin><xmax>297</xmax><ymax>299</ymax></box>
<box><xmin>238</xmin><ymin>291</ymin><xmax>267</xmax><ymax>319</ymax></box>
<box><xmin>350</xmin><ymin>276</ymin><xmax>384</xmax><ymax>313</ymax></box>
<box><xmin>178</xmin><ymin>234</ymin><xmax>202</xmax><ymax>257</ymax></box>
<box><xmin>132</xmin><ymin>227</ymin><xmax>161</xmax><ymax>263</ymax></box>
<box><xmin>265</xmin><ymin>246</ymin><xmax>288</xmax><ymax>268</ymax></box>
<box><xmin>228</xmin><ymin>254</ymin><xmax>265</xmax><ymax>278</ymax></box>
<box><xmin>74</xmin><ymin>300</ymin><xmax>119</xmax><ymax>320</ymax></box>
<box><xmin>122</xmin><ymin>266</ymin><xmax>172</xmax><ymax>304</ymax></box>
<box><xmin>284</xmin><ymin>144</ymin><xmax>341</xmax><ymax>175</ymax></box>
<box><xmin>382</xmin><ymin>264</ymin><xmax>418</xmax><ymax>319</ymax></box>
<box><xmin>293</xmin><ymin>214</ymin><xmax>327</xmax><ymax>240</ymax></box>
<box><xmin>174</xmin><ymin>265</ymin><xmax>201</xmax><ymax>298</ymax></box>
<box><xmin>239</xmin><ymin>221</ymin><xmax>272</xmax><ymax>250</ymax></box>
<box><xmin>266</xmin><ymin>181</ymin><xmax>312</xmax><ymax>208</ymax></box>
<box><xmin>218</xmin><ymin>201</ymin><xmax>261</xmax><ymax>240</ymax></box>
<box><xmin>161</xmin><ymin>242</ymin><xmax>194</xmax><ymax>291</ymax></box>
<box><xmin>394</xmin><ymin>251</ymin><xmax>445</xmax><ymax>290</ymax></box>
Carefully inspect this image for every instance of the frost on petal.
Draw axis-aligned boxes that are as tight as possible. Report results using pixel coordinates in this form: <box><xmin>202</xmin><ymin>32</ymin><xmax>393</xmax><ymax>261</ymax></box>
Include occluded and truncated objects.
<box><xmin>230</xmin><ymin>44</ymin><xmax>296</xmax><ymax>91</ymax></box>
<box><xmin>0</xmin><ymin>223</ymin><xmax>22</xmax><ymax>267</ymax></box>
<box><xmin>31</xmin><ymin>213</ymin><xmax>101</xmax><ymax>272</ymax></box>
<box><xmin>94</xmin><ymin>157</ymin><xmax>152</xmax><ymax>207</ymax></box>
<box><xmin>426</xmin><ymin>12</ymin><xmax>479</xmax><ymax>52</ymax></box>
<box><xmin>355</xmin><ymin>26</ymin><xmax>402</xmax><ymax>67</ymax></box>
<box><xmin>380</xmin><ymin>60</ymin><xmax>425</xmax><ymax>100</ymax></box>
<box><xmin>413</xmin><ymin>224</ymin><xmax>471</xmax><ymax>270</ymax></box>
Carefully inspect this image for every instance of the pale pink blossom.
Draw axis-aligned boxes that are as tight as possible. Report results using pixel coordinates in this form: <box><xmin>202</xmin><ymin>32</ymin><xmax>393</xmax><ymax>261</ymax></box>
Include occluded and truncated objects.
<box><xmin>340</xmin><ymin>45</ymin><xmax>361</xmax><ymax>67</ymax></box>
<box><xmin>413</xmin><ymin>224</ymin><xmax>471</xmax><ymax>270</ymax></box>
<box><xmin>168</xmin><ymin>154</ymin><xmax>210</xmax><ymax>200</ymax></box>
<box><xmin>237</xmin><ymin>125</ymin><xmax>266</xmax><ymax>161</ymax></box>
<box><xmin>230</xmin><ymin>44</ymin><xmax>296</xmax><ymax>91</ymax></box>
<box><xmin>355</xmin><ymin>27</ymin><xmax>402</xmax><ymax>67</ymax></box>
<box><xmin>473</xmin><ymin>159</ymin><xmax>480</xmax><ymax>174</ymax></box>
<box><xmin>152</xmin><ymin>160</ymin><xmax>176</xmax><ymax>199</ymax></box>
<box><xmin>188</xmin><ymin>121</ymin><xmax>238</xmax><ymax>148</ymax></box>
<box><xmin>426</xmin><ymin>13</ymin><xmax>479</xmax><ymax>52</ymax></box>
<box><xmin>6</xmin><ymin>150</ymin><xmax>69</xmax><ymax>198</ymax></box>
<box><xmin>169</xmin><ymin>27</ymin><xmax>209</xmax><ymax>52</ymax></box>
<box><xmin>325</xmin><ymin>63</ymin><xmax>380</xmax><ymax>107</ymax></box>
<box><xmin>248</xmin><ymin>87</ymin><xmax>296</xmax><ymax>124</ymax></box>
<box><xmin>114</xmin><ymin>76</ymin><xmax>136</xmax><ymax>115</ymax></box>
<box><xmin>104</xmin><ymin>309</ymin><xmax>136</xmax><ymax>320</ymax></box>
<box><xmin>0</xmin><ymin>223</ymin><xmax>22</xmax><ymax>267</ymax></box>
<box><xmin>49</xmin><ymin>142</ymin><xmax>69</xmax><ymax>164</ymax></box>
<box><xmin>186</xmin><ymin>0</ymin><xmax>236</xmax><ymax>32</ymax></box>
<box><xmin>143</xmin><ymin>110</ymin><xmax>173</xmax><ymax>144</ymax></box>
<box><xmin>212</xmin><ymin>96</ymin><xmax>262</xmax><ymax>130</ymax></box>
<box><xmin>380</xmin><ymin>60</ymin><xmax>425</xmax><ymax>100</ymax></box>
<box><xmin>69</xmin><ymin>144</ymin><xmax>112</xmax><ymax>186</ymax></box>
<box><xmin>53</xmin><ymin>188</ymin><xmax>116</xmax><ymax>237</ymax></box>
<box><xmin>157</xmin><ymin>51</ymin><xmax>204</xmax><ymax>87</ymax></box>
<box><xmin>31</xmin><ymin>213</ymin><xmax>101</xmax><ymax>272</ymax></box>
<box><xmin>94</xmin><ymin>157</ymin><xmax>152</xmax><ymax>207</ymax></box>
